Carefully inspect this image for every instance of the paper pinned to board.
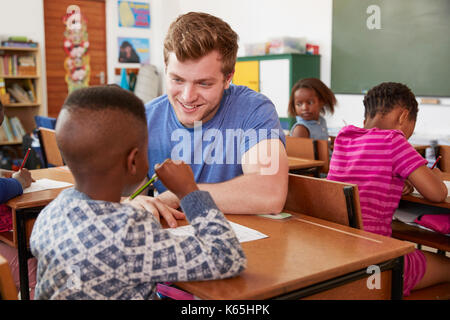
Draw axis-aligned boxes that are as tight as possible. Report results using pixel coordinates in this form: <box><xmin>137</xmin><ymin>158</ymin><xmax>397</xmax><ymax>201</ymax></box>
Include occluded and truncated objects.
<box><xmin>23</xmin><ymin>178</ymin><xmax>73</xmax><ymax>194</ymax></box>
<box><xmin>167</xmin><ymin>221</ymin><xmax>268</xmax><ymax>243</ymax></box>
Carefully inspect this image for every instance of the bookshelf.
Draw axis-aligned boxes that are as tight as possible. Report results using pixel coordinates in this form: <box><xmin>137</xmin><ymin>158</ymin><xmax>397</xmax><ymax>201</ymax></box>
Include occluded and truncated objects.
<box><xmin>0</xmin><ymin>45</ymin><xmax>43</xmax><ymax>145</ymax></box>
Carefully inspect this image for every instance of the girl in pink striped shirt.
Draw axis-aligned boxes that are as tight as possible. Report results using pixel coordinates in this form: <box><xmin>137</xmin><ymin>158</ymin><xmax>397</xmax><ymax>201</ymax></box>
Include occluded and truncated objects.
<box><xmin>327</xmin><ymin>82</ymin><xmax>449</xmax><ymax>296</ymax></box>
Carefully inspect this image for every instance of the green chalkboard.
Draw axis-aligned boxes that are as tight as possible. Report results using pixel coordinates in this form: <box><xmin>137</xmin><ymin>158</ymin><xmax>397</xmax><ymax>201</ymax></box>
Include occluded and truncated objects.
<box><xmin>331</xmin><ymin>0</ymin><xmax>450</xmax><ymax>97</ymax></box>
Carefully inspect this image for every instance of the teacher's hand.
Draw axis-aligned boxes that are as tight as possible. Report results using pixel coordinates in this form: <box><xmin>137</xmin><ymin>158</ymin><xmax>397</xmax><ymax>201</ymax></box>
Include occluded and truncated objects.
<box><xmin>124</xmin><ymin>194</ymin><xmax>185</xmax><ymax>228</ymax></box>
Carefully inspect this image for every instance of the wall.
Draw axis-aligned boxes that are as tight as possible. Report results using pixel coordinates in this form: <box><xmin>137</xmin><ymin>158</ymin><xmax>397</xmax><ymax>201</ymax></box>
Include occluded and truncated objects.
<box><xmin>2</xmin><ymin>0</ymin><xmax>448</xmax><ymax>138</ymax></box>
<box><xmin>174</xmin><ymin>0</ymin><xmax>450</xmax><ymax>139</ymax></box>
<box><xmin>0</xmin><ymin>0</ymin><xmax>47</xmax><ymax>115</ymax></box>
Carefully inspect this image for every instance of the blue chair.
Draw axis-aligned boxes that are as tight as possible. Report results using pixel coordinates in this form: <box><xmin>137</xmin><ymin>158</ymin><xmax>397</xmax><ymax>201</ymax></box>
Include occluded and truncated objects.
<box><xmin>34</xmin><ymin>116</ymin><xmax>56</xmax><ymax>130</ymax></box>
<box><xmin>33</xmin><ymin>116</ymin><xmax>57</xmax><ymax>167</ymax></box>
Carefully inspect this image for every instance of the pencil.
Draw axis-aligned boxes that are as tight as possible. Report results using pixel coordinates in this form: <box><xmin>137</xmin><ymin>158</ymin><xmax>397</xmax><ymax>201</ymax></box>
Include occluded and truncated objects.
<box><xmin>129</xmin><ymin>174</ymin><xmax>158</xmax><ymax>200</ymax></box>
<box><xmin>430</xmin><ymin>155</ymin><xmax>442</xmax><ymax>169</ymax></box>
<box><xmin>19</xmin><ymin>148</ymin><xmax>31</xmax><ymax>171</ymax></box>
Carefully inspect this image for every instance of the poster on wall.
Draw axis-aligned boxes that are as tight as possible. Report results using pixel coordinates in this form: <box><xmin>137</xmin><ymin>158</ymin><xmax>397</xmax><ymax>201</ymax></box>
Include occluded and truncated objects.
<box><xmin>118</xmin><ymin>37</ymin><xmax>149</xmax><ymax>64</ymax></box>
<box><xmin>63</xmin><ymin>5</ymin><xmax>90</xmax><ymax>94</ymax></box>
<box><xmin>118</xmin><ymin>1</ymin><xmax>150</xmax><ymax>29</ymax></box>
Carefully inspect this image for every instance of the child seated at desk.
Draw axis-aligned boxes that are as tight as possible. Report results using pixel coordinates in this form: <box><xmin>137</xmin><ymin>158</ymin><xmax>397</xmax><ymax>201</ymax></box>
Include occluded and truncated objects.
<box><xmin>0</xmin><ymin>100</ymin><xmax>37</xmax><ymax>299</ymax></box>
<box><xmin>29</xmin><ymin>85</ymin><xmax>246</xmax><ymax>300</ymax></box>
<box><xmin>327</xmin><ymin>82</ymin><xmax>449</xmax><ymax>297</ymax></box>
<box><xmin>288</xmin><ymin>78</ymin><xmax>336</xmax><ymax>140</ymax></box>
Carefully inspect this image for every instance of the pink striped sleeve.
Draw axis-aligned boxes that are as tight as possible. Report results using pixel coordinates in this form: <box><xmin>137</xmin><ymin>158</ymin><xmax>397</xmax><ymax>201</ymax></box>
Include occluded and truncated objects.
<box><xmin>391</xmin><ymin>132</ymin><xmax>427</xmax><ymax>179</ymax></box>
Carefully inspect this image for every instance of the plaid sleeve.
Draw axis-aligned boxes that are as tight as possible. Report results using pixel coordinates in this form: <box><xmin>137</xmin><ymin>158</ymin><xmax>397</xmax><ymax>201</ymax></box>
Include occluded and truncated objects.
<box><xmin>124</xmin><ymin>191</ymin><xmax>246</xmax><ymax>283</ymax></box>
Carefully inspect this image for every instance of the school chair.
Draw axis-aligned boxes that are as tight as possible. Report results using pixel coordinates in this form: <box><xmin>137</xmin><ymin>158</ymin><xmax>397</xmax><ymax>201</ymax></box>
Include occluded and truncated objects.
<box><xmin>284</xmin><ymin>173</ymin><xmax>363</xmax><ymax>229</ymax></box>
<box><xmin>34</xmin><ymin>115</ymin><xmax>57</xmax><ymax>130</ymax></box>
<box><xmin>438</xmin><ymin>145</ymin><xmax>450</xmax><ymax>172</ymax></box>
<box><xmin>36</xmin><ymin>127</ymin><xmax>64</xmax><ymax>168</ymax></box>
<box><xmin>0</xmin><ymin>254</ymin><xmax>17</xmax><ymax>300</ymax></box>
<box><xmin>285</xmin><ymin>136</ymin><xmax>330</xmax><ymax>176</ymax></box>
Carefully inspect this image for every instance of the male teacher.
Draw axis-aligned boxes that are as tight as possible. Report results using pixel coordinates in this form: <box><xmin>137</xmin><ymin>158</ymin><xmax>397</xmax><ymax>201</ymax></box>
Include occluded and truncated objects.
<box><xmin>132</xmin><ymin>12</ymin><xmax>288</xmax><ymax>226</ymax></box>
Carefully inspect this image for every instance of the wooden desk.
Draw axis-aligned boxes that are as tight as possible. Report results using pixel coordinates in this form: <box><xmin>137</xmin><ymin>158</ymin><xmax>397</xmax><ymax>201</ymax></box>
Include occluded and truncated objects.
<box><xmin>0</xmin><ymin>167</ymin><xmax>74</xmax><ymax>300</ymax></box>
<box><xmin>393</xmin><ymin>172</ymin><xmax>450</xmax><ymax>253</ymax></box>
<box><xmin>392</xmin><ymin>220</ymin><xmax>450</xmax><ymax>253</ymax></box>
<box><xmin>400</xmin><ymin>172</ymin><xmax>450</xmax><ymax>210</ymax></box>
<box><xmin>288</xmin><ymin>156</ymin><xmax>325</xmax><ymax>170</ymax></box>
<box><xmin>175</xmin><ymin>212</ymin><xmax>414</xmax><ymax>300</ymax></box>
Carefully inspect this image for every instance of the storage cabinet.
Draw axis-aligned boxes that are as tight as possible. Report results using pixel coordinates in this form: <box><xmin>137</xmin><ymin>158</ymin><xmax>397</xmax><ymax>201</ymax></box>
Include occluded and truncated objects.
<box><xmin>233</xmin><ymin>53</ymin><xmax>320</xmax><ymax>119</ymax></box>
<box><xmin>0</xmin><ymin>45</ymin><xmax>43</xmax><ymax>145</ymax></box>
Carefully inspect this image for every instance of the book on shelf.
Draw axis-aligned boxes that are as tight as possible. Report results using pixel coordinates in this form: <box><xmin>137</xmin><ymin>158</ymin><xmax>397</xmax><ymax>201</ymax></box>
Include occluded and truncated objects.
<box><xmin>10</xmin><ymin>116</ymin><xmax>26</xmax><ymax>138</ymax></box>
<box><xmin>1</xmin><ymin>41</ymin><xmax>38</xmax><ymax>48</ymax></box>
<box><xmin>0</xmin><ymin>115</ymin><xmax>25</xmax><ymax>143</ymax></box>
<box><xmin>7</xmin><ymin>83</ymin><xmax>32</xmax><ymax>103</ymax></box>
<box><xmin>0</xmin><ymin>53</ymin><xmax>36</xmax><ymax>76</ymax></box>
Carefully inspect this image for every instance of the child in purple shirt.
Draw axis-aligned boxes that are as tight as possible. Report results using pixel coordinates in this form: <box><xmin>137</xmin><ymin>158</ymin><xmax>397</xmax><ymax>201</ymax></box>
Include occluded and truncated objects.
<box><xmin>327</xmin><ymin>82</ymin><xmax>449</xmax><ymax>296</ymax></box>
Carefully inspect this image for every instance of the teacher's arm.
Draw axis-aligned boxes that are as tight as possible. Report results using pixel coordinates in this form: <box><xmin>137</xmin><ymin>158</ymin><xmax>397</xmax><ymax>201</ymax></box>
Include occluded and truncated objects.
<box><xmin>198</xmin><ymin>138</ymin><xmax>289</xmax><ymax>214</ymax></box>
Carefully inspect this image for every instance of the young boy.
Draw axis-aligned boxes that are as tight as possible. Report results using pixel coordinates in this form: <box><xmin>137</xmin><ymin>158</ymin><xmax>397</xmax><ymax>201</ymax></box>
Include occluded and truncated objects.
<box><xmin>327</xmin><ymin>82</ymin><xmax>449</xmax><ymax>296</ymax></box>
<box><xmin>29</xmin><ymin>86</ymin><xmax>246</xmax><ymax>300</ymax></box>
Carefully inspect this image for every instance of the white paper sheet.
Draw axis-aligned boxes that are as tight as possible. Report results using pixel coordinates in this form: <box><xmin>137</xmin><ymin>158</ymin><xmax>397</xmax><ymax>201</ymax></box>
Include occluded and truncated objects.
<box><xmin>23</xmin><ymin>178</ymin><xmax>73</xmax><ymax>194</ymax></box>
<box><xmin>167</xmin><ymin>221</ymin><xmax>268</xmax><ymax>243</ymax></box>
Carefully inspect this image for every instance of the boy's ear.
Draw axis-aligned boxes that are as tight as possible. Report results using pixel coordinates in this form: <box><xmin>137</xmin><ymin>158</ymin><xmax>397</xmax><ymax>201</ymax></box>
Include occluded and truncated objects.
<box><xmin>126</xmin><ymin>147</ymin><xmax>139</xmax><ymax>175</ymax></box>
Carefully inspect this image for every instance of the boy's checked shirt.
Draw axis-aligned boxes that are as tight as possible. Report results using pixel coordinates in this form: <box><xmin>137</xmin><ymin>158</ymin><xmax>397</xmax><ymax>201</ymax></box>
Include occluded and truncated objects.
<box><xmin>30</xmin><ymin>188</ymin><xmax>246</xmax><ymax>299</ymax></box>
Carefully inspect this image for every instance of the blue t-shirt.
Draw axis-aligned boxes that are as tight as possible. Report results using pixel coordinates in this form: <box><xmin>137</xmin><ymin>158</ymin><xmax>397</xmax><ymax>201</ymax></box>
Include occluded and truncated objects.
<box><xmin>290</xmin><ymin>115</ymin><xmax>329</xmax><ymax>140</ymax></box>
<box><xmin>145</xmin><ymin>84</ymin><xmax>285</xmax><ymax>193</ymax></box>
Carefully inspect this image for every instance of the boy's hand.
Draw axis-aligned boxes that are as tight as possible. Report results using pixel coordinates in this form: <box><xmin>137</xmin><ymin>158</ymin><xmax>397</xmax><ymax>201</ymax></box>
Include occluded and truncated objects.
<box><xmin>154</xmin><ymin>159</ymin><xmax>199</xmax><ymax>200</ymax></box>
<box><xmin>12</xmin><ymin>168</ymin><xmax>35</xmax><ymax>189</ymax></box>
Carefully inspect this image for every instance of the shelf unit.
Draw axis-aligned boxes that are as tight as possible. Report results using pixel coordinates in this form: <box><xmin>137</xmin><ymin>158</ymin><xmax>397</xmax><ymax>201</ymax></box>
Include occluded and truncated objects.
<box><xmin>233</xmin><ymin>53</ymin><xmax>320</xmax><ymax>119</ymax></box>
<box><xmin>0</xmin><ymin>45</ymin><xmax>43</xmax><ymax>145</ymax></box>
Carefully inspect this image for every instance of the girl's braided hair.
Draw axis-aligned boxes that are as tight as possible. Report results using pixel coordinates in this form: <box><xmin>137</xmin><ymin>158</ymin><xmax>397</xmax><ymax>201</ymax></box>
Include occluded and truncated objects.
<box><xmin>363</xmin><ymin>82</ymin><xmax>418</xmax><ymax>121</ymax></box>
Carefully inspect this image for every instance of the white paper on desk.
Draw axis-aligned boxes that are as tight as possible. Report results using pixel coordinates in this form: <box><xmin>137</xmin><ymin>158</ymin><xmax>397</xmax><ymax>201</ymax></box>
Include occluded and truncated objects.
<box><xmin>167</xmin><ymin>221</ymin><xmax>268</xmax><ymax>243</ymax></box>
<box><xmin>412</xmin><ymin>181</ymin><xmax>450</xmax><ymax>197</ymax></box>
<box><xmin>23</xmin><ymin>178</ymin><xmax>73</xmax><ymax>194</ymax></box>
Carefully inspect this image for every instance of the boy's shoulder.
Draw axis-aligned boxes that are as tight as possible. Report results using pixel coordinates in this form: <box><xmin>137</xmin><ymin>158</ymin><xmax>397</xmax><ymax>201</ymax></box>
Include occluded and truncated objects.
<box><xmin>37</xmin><ymin>188</ymin><xmax>152</xmax><ymax>227</ymax></box>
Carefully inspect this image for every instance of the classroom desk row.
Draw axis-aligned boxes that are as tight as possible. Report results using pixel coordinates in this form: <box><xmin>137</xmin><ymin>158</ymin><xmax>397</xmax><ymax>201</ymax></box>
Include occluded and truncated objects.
<box><xmin>393</xmin><ymin>172</ymin><xmax>450</xmax><ymax>254</ymax></box>
<box><xmin>1</xmin><ymin>167</ymin><xmax>418</xmax><ymax>300</ymax></box>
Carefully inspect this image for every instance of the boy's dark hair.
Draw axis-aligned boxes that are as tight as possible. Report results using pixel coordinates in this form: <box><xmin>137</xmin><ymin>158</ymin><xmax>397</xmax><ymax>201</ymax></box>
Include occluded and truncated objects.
<box><xmin>288</xmin><ymin>78</ymin><xmax>336</xmax><ymax>117</ymax></box>
<box><xmin>62</xmin><ymin>85</ymin><xmax>146</xmax><ymax>124</ymax></box>
<box><xmin>363</xmin><ymin>82</ymin><xmax>418</xmax><ymax>121</ymax></box>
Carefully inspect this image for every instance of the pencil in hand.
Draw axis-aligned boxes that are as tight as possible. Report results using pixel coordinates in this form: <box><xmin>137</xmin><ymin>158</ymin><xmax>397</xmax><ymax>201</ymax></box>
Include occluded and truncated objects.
<box><xmin>430</xmin><ymin>155</ymin><xmax>442</xmax><ymax>169</ymax></box>
<box><xmin>129</xmin><ymin>174</ymin><xmax>158</xmax><ymax>200</ymax></box>
<box><xmin>19</xmin><ymin>148</ymin><xmax>31</xmax><ymax>171</ymax></box>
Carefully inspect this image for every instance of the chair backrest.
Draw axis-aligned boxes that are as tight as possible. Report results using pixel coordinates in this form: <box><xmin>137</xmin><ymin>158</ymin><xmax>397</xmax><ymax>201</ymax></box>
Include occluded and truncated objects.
<box><xmin>285</xmin><ymin>136</ymin><xmax>316</xmax><ymax>159</ymax></box>
<box><xmin>37</xmin><ymin>127</ymin><xmax>64</xmax><ymax>167</ymax></box>
<box><xmin>286</xmin><ymin>136</ymin><xmax>330</xmax><ymax>174</ymax></box>
<box><xmin>34</xmin><ymin>115</ymin><xmax>57</xmax><ymax>130</ymax></box>
<box><xmin>315</xmin><ymin>139</ymin><xmax>330</xmax><ymax>174</ymax></box>
<box><xmin>438</xmin><ymin>145</ymin><xmax>450</xmax><ymax>172</ymax></box>
<box><xmin>284</xmin><ymin>173</ymin><xmax>363</xmax><ymax>229</ymax></box>
<box><xmin>0</xmin><ymin>254</ymin><xmax>17</xmax><ymax>300</ymax></box>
